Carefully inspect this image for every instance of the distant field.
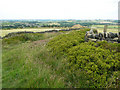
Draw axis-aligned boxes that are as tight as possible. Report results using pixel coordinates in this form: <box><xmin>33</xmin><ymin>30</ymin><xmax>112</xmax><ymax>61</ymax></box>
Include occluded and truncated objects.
<box><xmin>97</xmin><ymin>28</ymin><xmax>118</xmax><ymax>33</ymax></box>
<box><xmin>92</xmin><ymin>25</ymin><xmax>118</xmax><ymax>33</ymax></box>
<box><xmin>92</xmin><ymin>25</ymin><xmax>118</xmax><ymax>29</ymax></box>
<box><xmin>1</xmin><ymin>28</ymin><xmax>62</xmax><ymax>37</ymax></box>
<box><xmin>1</xmin><ymin>25</ymin><xmax>119</xmax><ymax>37</ymax></box>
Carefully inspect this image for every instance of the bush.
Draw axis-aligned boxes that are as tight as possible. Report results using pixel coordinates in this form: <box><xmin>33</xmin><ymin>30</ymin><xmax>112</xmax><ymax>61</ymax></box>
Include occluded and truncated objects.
<box><xmin>93</xmin><ymin>41</ymin><xmax>120</xmax><ymax>53</ymax></box>
<box><xmin>67</xmin><ymin>43</ymin><xmax>120</xmax><ymax>88</ymax></box>
<box><xmin>47</xmin><ymin>29</ymin><xmax>90</xmax><ymax>57</ymax></box>
<box><xmin>47</xmin><ymin>28</ymin><xmax>120</xmax><ymax>88</ymax></box>
<box><xmin>93</xmin><ymin>29</ymin><xmax>98</xmax><ymax>34</ymax></box>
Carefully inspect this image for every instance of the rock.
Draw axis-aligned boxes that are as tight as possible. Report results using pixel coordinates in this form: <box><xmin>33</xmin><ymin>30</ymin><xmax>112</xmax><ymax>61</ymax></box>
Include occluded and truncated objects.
<box><xmin>87</xmin><ymin>34</ymin><xmax>94</xmax><ymax>38</ymax></box>
<box><xmin>109</xmin><ymin>32</ymin><xmax>115</xmax><ymax>38</ymax></box>
<box><xmin>95</xmin><ymin>34</ymin><xmax>99</xmax><ymax>39</ymax></box>
<box><xmin>114</xmin><ymin>33</ymin><xmax>118</xmax><ymax>37</ymax></box>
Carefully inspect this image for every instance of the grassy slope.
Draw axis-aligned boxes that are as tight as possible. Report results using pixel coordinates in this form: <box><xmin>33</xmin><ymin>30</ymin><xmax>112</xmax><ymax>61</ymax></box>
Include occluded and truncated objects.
<box><xmin>2</xmin><ymin>31</ymin><xmax>69</xmax><ymax>88</ymax></box>
<box><xmin>2</xmin><ymin>30</ymin><xmax>90</xmax><ymax>88</ymax></box>
<box><xmin>2</xmin><ymin>29</ymin><xmax>120</xmax><ymax>88</ymax></box>
<box><xmin>2</xmin><ymin>40</ymin><xmax>65</xmax><ymax>88</ymax></box>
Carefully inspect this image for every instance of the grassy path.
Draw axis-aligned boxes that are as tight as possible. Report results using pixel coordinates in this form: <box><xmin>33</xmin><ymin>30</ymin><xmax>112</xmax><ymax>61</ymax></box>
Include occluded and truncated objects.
<box><xmin>2</xmin><ymin>38</ymin><xmax>66</xmax><ymax>88</ymax></box>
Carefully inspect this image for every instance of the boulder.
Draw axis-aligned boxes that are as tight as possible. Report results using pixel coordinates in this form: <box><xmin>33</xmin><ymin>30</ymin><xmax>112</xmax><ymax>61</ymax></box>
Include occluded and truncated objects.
<box><xmin>95</xmin><ymin>34</ymin><xmax>99</xmax><ymax>39</ymax></box>
<box><xmin>109</xmin><ymin>32</ymin><xmax>115</xmax><ymax>38</ymax></box>
<box><xmin>87</xmin><ymin>34</ymin><xmax>94</xmax><ymax>38</ymax></box>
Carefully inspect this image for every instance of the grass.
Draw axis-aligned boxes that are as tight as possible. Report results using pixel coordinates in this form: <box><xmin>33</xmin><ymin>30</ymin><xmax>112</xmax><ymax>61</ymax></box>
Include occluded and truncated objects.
<box><xmin>2</xmin><ymin>31</ymin><xmax>74</xmax><ymax>88</ymax></box>
<box><xmin>1</xmin><ymin>27</ymin><xmax>67</xmax><ymax>37</ymax></box>
<box><xmin>2</xmin><ymin>30</ymin><xmax>92</xmax><ymax>88</ymax></box>
<box><xmin>2</xmin><ymin>42</ymin><xmax>66</xmax><ymax>88</ymax></box>
<box><xmin>1</xmin><ymin>25</ymin><xmax>119</xmax><ymax>37</ymax></box>
<box><xmin>92</xmin><ymin>25</ymin><xmax>118</xmax><ymax>33</ymax></box>
<box><xmin>2</xmin><ymin>29</ymin><xmax>120</xmax><ymax>88</ymax></box>
<box><xmin>2</xmin><ymin>32</ymin><xmax>63</xmax><ymax>45</ymax></box>
<box><xmin>92</xmin><ymin>25</ymin><xmax>118</xmax><ymax>28</ymax></box>
<box><xmin>97</xmin><ymin>28</ymin><xmax>118</xmax><ymax>33</ymax></box>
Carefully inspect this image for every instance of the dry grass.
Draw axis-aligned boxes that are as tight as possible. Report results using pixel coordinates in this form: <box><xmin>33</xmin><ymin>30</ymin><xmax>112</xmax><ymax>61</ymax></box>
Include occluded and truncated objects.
<box><xmin>97</xmin><ymin>28</ymin><xmax>118</xmax><ymax>33</ymax></box>
<box><xmin>1</xmin><ymin>28</ymin><xmax>62</xmax><ymax>37</ymax></box>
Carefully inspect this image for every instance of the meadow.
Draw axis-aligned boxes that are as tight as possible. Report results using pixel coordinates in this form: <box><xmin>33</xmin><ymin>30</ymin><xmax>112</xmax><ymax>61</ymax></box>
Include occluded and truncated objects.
<box><xmin>92</xmin><ymin>25</ymin><xmax>118</xmax><ymax>33</ymax></box>
<box><xmin>92</xmin><ymin>25</ymin><xmax>118</xmax><ymax>28</ymax></box>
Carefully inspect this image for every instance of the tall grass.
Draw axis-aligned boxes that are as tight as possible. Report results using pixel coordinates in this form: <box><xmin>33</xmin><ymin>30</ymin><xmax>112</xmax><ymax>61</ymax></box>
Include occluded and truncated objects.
<box><xmin>2</xmin><ymin>42</ymin><xmax>66</xmax><ymax>88</ymax></box>
<box><xmin>2</xmin><ymin>32</ymin><xmax>62</xmax><ymax>45</ymax></box>
<box><xmin>2</xmin><ymin>32</ymin><xmax>68</xmax><ymax>88</ymax></box>
<box><xmin>2</xmin><ymin>31</ymin><xmax>75</xmax><ymax>88</ymax></box>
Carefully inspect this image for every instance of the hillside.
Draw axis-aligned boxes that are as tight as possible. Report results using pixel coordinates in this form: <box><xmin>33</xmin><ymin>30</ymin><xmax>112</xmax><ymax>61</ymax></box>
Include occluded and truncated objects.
<box><xmin>71</xmin><ymin>24</ymin><xmax>84</xmax><ymax>28</ymax></box>
<box><xmin>2</xmin><ymin>29</ymin><xmax>120</xmax><ymax>88</ymax></box>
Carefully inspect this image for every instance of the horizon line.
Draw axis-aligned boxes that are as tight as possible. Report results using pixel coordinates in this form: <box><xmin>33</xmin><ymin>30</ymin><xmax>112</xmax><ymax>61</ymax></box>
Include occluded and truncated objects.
<box><xmin>0</xmin><ymin>19</ymin><xmax>118</xmax><ymax>20</ymax></box>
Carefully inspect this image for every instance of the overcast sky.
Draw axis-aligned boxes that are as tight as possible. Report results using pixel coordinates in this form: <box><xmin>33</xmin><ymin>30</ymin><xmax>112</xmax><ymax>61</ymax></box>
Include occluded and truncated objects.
<box><xmin>0</xmin><ymin>0</ymin><xmax>119</xmax><ymax>20</ymax></box>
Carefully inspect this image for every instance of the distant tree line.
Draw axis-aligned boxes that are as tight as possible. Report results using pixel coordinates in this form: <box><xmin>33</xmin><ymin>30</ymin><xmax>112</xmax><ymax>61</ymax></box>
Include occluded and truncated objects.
<box><xmin>1</xmin><ymin>20</ymin><xmax>118</xmax><ymax>30</ymax></box>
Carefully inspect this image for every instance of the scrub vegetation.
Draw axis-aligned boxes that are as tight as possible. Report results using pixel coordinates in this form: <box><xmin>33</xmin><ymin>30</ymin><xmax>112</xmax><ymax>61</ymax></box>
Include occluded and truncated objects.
<box><xmin>2</xmin><ymin>28</ymin><xmax>120</xmax><ymax>88</ymax></box>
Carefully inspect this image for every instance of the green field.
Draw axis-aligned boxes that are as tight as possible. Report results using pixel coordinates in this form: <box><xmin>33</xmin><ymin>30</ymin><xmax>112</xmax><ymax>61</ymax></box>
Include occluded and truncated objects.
<box><xmin>92</xmin><ymin>25</ymin><xmax>118</xmax><ymax>29</ymax></box>
<box><xmin>92</xmin><ymin>25</ymin><xmax>118</xmax><ymax>33</ymax></box>
<box><xmin>97</xmin><ymin>28</ymin><xmax>118</xmax><ymax>33</ymax></box>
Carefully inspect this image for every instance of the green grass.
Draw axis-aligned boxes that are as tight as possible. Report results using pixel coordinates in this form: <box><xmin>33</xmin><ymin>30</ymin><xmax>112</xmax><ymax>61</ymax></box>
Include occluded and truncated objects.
<box><xmin>97</xmin><ymin>28</ymin><xmax>118</xmax><ymax>33</ymax></box>
<box><xmin>2</xmin><ymin>42</ymin><xmax>66</xmax><ymax>88</ymax></box>
<box><xmin>2</xmin><ymin>30</ymin><xmax>78</xmax><ymax>88</ymax></box>
<box><xmin>92</xmin><ymin>25</ymin><xmax>118</xmax><ymax>28</ymax></box>
<box><xmin>2</xmin><ymin>29</ymin><xmax>92</xmax><ymax>88</ymax></box>
<box><xmin>2</xmin><ymin>32</ymin><xmax>62</xmax><ymax>45</ymax></box>
<box><xmin>91</xmin><ymin>25</ymin><xmax>118</xmax><ymax>33</ymax></box>
<box><xmin>2</xmin><ymin>29</ymin><xmax>120</xmax><ymax>88</ymax></box>
<box><xmin>2</xmin><ymin>31</ymin><xmax>68</xmax><ymax>88</ymax></box>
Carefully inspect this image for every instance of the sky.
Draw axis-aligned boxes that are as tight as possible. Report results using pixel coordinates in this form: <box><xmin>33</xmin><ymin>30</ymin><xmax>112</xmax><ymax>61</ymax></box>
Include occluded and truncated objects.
<box><xmin>0</xmin><ymin>0</ymin><xmax>119</xmax><ymax>20</ymax></box>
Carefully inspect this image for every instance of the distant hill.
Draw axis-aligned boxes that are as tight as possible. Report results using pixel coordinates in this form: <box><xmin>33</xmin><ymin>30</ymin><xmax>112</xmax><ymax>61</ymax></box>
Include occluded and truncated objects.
<box><xmin>71</xmin><ymin>24</ymin><xmax>85</xmax><ymax>28</ymax></box>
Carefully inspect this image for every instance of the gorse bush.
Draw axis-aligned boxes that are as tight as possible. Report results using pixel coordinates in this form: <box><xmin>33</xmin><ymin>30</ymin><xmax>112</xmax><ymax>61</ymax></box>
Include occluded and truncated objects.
<box><xmin>47</xmin><ymin>29</ymin><xmax>120</xmax><ymax>88</ymax></box>
<box><xmin>68</xmin><ymin>42</ymin><xmax>120</xmax><ymax>88</ymax></box>
<box><xmin>47</xmin><ymin>29</ymin><xmax>90</xmax><ymax>57</ymax></box>
<box><xmin>95</xmin><ymin>41</ymin><xmax>120</xmax><ymax>52</ymax></box>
